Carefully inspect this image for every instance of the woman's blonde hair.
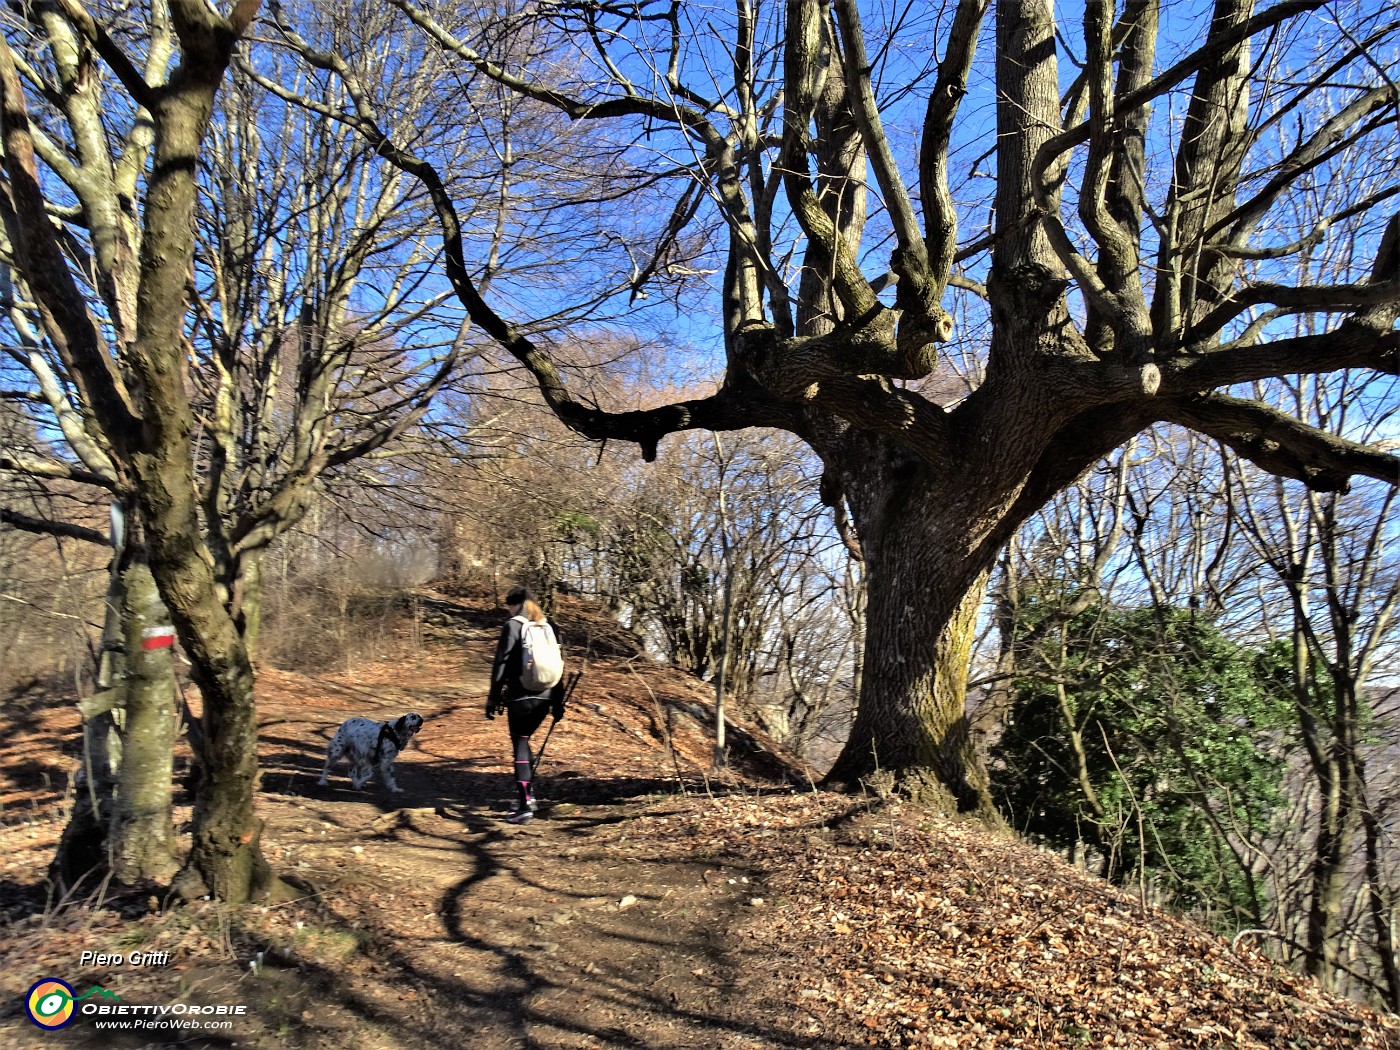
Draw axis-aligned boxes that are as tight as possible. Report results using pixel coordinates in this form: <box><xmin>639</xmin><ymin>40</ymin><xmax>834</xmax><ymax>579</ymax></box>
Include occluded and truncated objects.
<box><xmin>505</xmin><ymin>584</ymin><xmax>546</xmax><ymax>622</ymax></box>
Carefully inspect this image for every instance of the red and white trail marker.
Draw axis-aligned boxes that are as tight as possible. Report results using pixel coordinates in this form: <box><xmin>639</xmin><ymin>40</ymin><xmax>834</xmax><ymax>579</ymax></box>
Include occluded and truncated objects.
<box><xmin>140</xmin><ymin>625</ymin><xmax>177</xmax><ymax>651</ymax></box>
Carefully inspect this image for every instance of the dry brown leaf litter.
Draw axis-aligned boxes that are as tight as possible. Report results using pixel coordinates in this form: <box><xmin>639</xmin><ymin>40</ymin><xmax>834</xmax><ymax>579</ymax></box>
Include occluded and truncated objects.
<box><xmin>611</xmin><ymin>794</ymin><xmax>1400</xmax><ymax>1049</ymax></box>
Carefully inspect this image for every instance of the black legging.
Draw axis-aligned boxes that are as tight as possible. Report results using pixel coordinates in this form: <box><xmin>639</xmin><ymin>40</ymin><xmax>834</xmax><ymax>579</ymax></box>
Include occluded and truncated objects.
<box><xmin>505</xmin><ymin>695</ymin><xmax>551</xmax><ymax>804</ymax></box>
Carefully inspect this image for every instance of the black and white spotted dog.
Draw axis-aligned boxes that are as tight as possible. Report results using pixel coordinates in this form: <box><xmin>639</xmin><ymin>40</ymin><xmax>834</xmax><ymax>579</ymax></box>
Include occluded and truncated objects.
<box><xmin>317</xmin><ymin>713</ymin><xmax>423</xmax><ymax>793</ymax></box>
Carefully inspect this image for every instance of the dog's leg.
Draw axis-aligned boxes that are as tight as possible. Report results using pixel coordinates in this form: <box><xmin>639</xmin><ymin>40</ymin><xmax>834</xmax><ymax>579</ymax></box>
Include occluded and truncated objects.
<box><xmin>377</xmin><ymin>749</ymin><xmax>400</xmax><ymax>792</ymax></box>
<box><xmin>317</xmin><ymin>740</ymin><xmax>341</xmax><ymax>786</ymax></box>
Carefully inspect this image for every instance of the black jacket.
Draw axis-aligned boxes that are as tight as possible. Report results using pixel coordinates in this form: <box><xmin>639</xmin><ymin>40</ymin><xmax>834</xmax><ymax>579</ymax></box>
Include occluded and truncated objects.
<box><xmin>489</xmin><ymin>616</ymin><xmax>561</xmax><ymax>708</ymax></box>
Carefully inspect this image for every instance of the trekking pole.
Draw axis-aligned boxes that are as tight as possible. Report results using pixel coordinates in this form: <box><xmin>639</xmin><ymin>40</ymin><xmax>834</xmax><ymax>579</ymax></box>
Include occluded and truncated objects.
<box><xmin>532</xmin><ymin>671</ymin><xmax>582</xmax><ymax>776</ymax></box>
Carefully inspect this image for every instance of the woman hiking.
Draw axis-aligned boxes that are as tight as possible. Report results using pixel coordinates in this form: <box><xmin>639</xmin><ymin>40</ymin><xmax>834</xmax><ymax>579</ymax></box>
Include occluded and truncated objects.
<box><xmin>485</xmin><ymin>585</ymin><xmax>565</xmax><ymax>824</ymax></box>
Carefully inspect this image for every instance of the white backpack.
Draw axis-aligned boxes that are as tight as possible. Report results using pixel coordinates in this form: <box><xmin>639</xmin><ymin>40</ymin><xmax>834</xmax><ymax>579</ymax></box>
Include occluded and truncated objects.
<box><xmin>515</xmin><ymin>616</ymin><xmax>564</xmax><ymax>691</ymax></box>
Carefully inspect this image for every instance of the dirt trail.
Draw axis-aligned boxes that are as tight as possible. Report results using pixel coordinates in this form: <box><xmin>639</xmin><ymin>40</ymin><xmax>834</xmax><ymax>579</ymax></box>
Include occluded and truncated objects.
<box><xmin>239</xmin><ymin>689</ymin><xmax>794</xmax><ymax>1050</ymax></box>
<box><xmin>2</xmin><ymin>593</ymin><xmax>814</xmax><ymax>1049</ymax></box>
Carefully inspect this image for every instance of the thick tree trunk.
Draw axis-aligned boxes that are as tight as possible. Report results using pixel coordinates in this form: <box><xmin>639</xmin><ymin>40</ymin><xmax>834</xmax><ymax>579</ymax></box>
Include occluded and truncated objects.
<box><xmin>109</xmin><ymin>561</ymin><xmax>179</xmax><ymax>883</ymax></box>
<box><xmin>171</xmin><ymin>649</ymin><xmax>269</xmax><ymax>903</ymax></box>
<box><xmin>820</xmin><ymin>0</ymin><xmax>1069</xmax><ymax>817</ymax></box>
<box><xmin>135</xmin><ymin>78</ymin><xmax>272</xmax><ymax>906</ymax></box>
<box><xmin>52</xmin><ymin>556</ymin><xmax>181</xmax><ymax>887</ymax></box>
<box><xmin>823</xmin><ymin>472</ymin><xmax>1000</xmax><ymax>817</ymax></box>
<box><xmin>825</xmin><ymin>569</ymin><xmax>993</xmax><ymax>815</ymax></box>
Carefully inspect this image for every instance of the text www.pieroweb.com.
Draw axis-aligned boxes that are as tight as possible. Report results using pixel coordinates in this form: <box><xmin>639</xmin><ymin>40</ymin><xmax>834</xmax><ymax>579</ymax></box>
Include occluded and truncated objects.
<box><xmin>83</xmin><ymin>1003</ymin><xmax>245</xmax><ymax>1031</ymax></box>
<box><xmin>93</xmin><ymin>1017</ymin><xmax>235</xmax><ymax>1031</ymax></box>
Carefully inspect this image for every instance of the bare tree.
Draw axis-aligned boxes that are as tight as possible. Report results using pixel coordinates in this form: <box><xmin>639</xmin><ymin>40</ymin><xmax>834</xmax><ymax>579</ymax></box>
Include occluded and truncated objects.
<box><xmin>277</xmin><ymin>0</ymin><xmax>1399</xmax><ymax>813</ymax></box>
<box><xmin>0</xmin><ymin>0</ymin><xmax>272</xmax><ymax>898</ymax></box>
<box><xmin>0</xmin><ymin>0</ymin><xmax>476</xmax><ymax>899</ymax></box>
<box><xmin>1227</xmin><ymin>370</ymin><xmax>1400</xmax><ymax>1006</ymax></box>
<box><xmin>190</xmin><ymin>41</ymin><xmax>486</xmax><ymax>654</ymax></box>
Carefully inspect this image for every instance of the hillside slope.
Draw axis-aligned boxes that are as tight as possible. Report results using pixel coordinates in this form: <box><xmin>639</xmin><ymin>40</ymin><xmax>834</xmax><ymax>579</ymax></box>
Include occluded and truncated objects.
<box><xmin>0</xmin><ymin>590</ymin><xmax>1396</xmax><ymax>1048</ymax></box>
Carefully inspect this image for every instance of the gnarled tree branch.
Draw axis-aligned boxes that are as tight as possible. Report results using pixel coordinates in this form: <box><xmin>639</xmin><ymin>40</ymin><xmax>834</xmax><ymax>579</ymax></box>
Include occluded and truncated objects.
<box><xmin>261</xmin><ymin>6</ymin><xmax>798</xmax><ymax>460</ymax></box>
<box><xmin>1161</xmin><ymin>393</ymin><xmax>1400</xmax><ymax>491</ymax></box>
<box><xmin>0</xmin><ymin>505</ymin><xmax>109</xmax><ymax>545</ymax></box>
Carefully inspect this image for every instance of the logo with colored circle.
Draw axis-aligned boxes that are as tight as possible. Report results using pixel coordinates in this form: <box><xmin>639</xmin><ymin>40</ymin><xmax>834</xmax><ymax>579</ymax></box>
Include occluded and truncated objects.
<box><xmin>25</xmin><ymin>978</ymin><xmax>76</xmax><ymax>1029</ymax></box>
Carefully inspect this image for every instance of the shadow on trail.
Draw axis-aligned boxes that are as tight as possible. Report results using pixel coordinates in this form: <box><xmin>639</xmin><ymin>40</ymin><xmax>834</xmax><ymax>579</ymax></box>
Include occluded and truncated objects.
<box><xmin>251</xmin><ymin>709</ymin><xmax>823</xmax><ymax>1047</ymax></box>
<box><xmin>282</xmin><ymin>806</ymin><xmax>831</xmax><ymax>1049</ymax></box>
<box><xmin>257</xmin><ymin>712</ymin><xmax>765</xmax><ymax>818</ymax></box>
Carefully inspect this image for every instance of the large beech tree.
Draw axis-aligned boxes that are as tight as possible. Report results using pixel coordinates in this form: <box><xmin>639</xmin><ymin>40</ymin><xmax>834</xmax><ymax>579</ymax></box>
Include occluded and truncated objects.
<box><xmin>287</xmin><ymin>0</ymin><xmax>1397</xmax><ymax>812</ymax></box>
